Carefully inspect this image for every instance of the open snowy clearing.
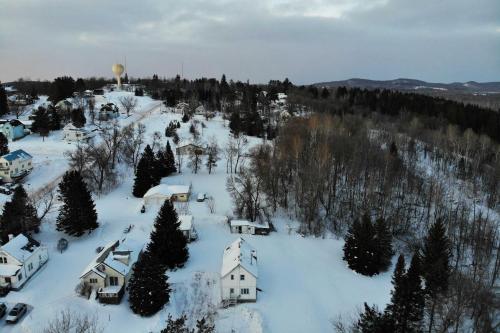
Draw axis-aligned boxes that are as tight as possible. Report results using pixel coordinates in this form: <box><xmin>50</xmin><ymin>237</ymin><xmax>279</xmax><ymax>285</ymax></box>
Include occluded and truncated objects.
<box><xmin>0</xmin><ymin>93</ymin><xmax>393</xmax><ymax>333</ymax></box>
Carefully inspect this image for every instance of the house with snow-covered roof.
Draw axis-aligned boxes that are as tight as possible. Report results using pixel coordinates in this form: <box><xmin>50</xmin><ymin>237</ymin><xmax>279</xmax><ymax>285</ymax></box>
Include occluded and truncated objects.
<box><xmin>220</xmin><ymin>238</ymin><xmax>258</xmax><ymax>304</ymax></box>
<box><xmin>0</xmin><ymin>234</ymin><xmax>49</xmax><ymax>290</ymax></box>
<box><xmin>62</xmin><ymin>123</ymin><xmax>96</xmax><ymax>142</ymax></box>
<box><xmin>80</xmin><ymin>238</ymin><xmax>144</xmax><ymax>304</ymax></box>
<box><xmin>0</xmin><ymin>119</ymin><xmax>28</xmax><ymax>141</ymax></box>
<box><xmin>230</xmin><ymin>219</ymin><xmax>270</xmax><ymax>235</ymax></box>
<box><xmin>0</xmin><ymin>149</ymin><xmax>33</xmax><ymax>182</ymax></box>
<box><xmin>178</xmin><ymin>215</ymin><xmax>197</xmax><ymax>242</ymax></box>
<box><xmin>143</xmin><ymin>184</ymin><xmax>191</xmax><ymax>205</ymax></box>
<box><xmin>175</xmin><ymin>139</ymin><xmax>206</xmax><ymax>156</ymax></box>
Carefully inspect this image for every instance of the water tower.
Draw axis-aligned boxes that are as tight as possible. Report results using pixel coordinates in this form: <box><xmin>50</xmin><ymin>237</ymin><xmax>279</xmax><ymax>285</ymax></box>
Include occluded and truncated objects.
<box><xmin>112</xmin><ymin>63</ymin><xmax>125</xmax><ymax>90</ymax></box>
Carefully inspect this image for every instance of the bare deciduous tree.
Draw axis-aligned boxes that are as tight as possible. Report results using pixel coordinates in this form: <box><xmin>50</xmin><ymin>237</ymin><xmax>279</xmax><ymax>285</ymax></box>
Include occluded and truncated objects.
<box><xmin>119</xmin><ymin>95</ymin><xmax>138</xmax><ymax>116</ymax></box>
<box><xmin>43</xmin><ymin>309</ymin><xmax>103</xmax><ymax>333</ymax></box>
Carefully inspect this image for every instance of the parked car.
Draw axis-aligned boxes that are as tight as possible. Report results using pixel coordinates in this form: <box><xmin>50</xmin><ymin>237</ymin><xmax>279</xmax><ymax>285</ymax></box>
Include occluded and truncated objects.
<box><xmin>197</xmin><ymin>193</ymin><xmax>206</xmax><ymax>202</ymax></box>
<box><xmin>6</xmin><ymin>303</ymin><xmax>27</xmax><ymax>323</ymax></box>
<box><xmin>0</xmin><ymin>303</ymin><xmax>6</xmax><ymax>318</ymax></box>
<box><xmin>0</xmin><ymin>186</ymin><xmax>11</xmax><ymax>195</ymax></box>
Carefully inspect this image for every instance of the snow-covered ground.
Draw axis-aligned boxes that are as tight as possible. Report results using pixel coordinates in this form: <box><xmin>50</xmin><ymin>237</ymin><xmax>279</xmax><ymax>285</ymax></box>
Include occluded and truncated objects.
<box><xmin>0</xmin><ymin>92</ymin><xmax>393</xmax><ymax>332</ymax></box>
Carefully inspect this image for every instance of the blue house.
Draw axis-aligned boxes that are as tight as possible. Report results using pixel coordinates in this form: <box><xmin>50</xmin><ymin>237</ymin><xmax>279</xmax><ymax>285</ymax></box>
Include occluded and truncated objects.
<box><xmin>0</xmin><ymin>119</ymin><xmax>27</xmax><ymax>141</ymax></box>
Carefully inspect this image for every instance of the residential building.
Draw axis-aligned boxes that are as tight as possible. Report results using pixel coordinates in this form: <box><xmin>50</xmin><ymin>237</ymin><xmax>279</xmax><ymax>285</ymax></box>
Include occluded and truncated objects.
<box><xmin>62</xmin><ymin>123</ymin><xmax>96</xmax><ymax>142</ymax></box>
<box><xmin>0</xmin><ymin>119</ymin><xmax>27</xmax><ymax>141</ymax></box>
<box><xmin>80</xmin><ymin>238</ymin><xmax>143</xmax><ymax>304</ymax></box>
<box><xmin>0</xmin><ymin>234</ymin><xmax>49</xmax><ymax>290</ymax></box>
<box><xmin>0</xmin><ymin>149</ymin><xmax>33</xmax><ymax>182</ymax></box>
<box><xmin>178</xmin><ymin>215</ymin><xmax>197</xmax><ymax>242</ymax></box>
<box><xmin>220</xmin><ymin>238</ymin><xmax>258</xmax><ymax>304</ymax></box>
<box><xmin>143</xmin><ymin>184</ymin><xmax>191</xmax><ymax>205</ymax></box>
<box><xmin>230</xmin><ymin>220</ymin><xmax>270</xmax><ymax>235</ymax></box>
<box><xmin>175</xmin><ymin>140</ymin><xmax>206</xmax><ymax>155</ymax></box>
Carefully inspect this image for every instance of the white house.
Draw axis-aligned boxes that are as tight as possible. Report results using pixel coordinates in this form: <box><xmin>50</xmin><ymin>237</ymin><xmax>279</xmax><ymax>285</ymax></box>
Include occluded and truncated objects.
<box><xmin>178</xmin><ymin>215</ymin><xmax>197</xmax><ymax>242</ymax></box>
<box><xmin>80</xmin><ymin>238</ymin><xmax>143</xmax><ymax>304</ymax></box>
<box><xmin>174</xmin><ymin>102</ymin><xmax>189</xmax><ymax>114</ymax></box>
<box><xmin>230</xmin><ymin>220</ymin><xmax>270</xmax><ymax>235</ymax></box>
<box><xmin>220</xmin><ymin>238</ymin><xmax>258</xmax><ymax>304</ymax></box>
<box><xmin>0</xmin><ymin>149</ymin><xmax>33</xmax><ymax>182</ymax></box>
<box><xmin>143</xmin><ymin>184</ymin><xmax>191</xmax><ymax>205</ymax></box>
<box><xmin>175</xmin><ymin>140</ymin><xmax>206</xmax><ymax>155</ymax></box>
<box><xmin>62</xmin><ymin>123</ymin><xmax>96</xmax><ymax>142</ymax></box>
<box><xmin>0</xmin><ymin>234</ymin><xmax>49</xmax><ymax>290</ymax></box>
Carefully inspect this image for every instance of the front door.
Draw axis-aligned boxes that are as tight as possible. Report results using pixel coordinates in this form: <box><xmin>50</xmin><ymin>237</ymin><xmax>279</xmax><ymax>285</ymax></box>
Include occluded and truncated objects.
<box><xmin>238</xmin><ymin>226</ymin><xmax>242</xmax><ymax>233</ymax></box>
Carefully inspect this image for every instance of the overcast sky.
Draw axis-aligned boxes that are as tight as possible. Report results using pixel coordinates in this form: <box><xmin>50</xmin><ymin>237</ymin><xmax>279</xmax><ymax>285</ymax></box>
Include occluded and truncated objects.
<box><xmin>0</xmin><ymin>0</ymin><xmax>499</xmax><ymax>84</ymax></box>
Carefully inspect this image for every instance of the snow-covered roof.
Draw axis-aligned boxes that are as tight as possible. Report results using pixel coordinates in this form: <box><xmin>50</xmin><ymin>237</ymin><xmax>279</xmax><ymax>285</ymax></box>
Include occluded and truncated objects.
<box><xmin>80</xmin><ymin>238</ymin><xmax>143</xmax><ymax>279</ymax></box>
<box><xmin>176</xmin><ymin>139</ymin><xmax>206</xmax><ymax>149</ymax></box>
<box><xmin>63</xmin><ymin>123</ymin><xmax>89</xmax><ymax>132</ymax></box>
<box><xmin>179</xmin><ymin>215</ymin><xmax>193</xmax><ymax>231</ymax></box>
<box><xmin>1</xmin><ymin>149</ymin><xmax>32</xmax><ymax>162</ymax></box>
<box><xmin>230</xmin><ymin>220</ymin><xmax>270</xmax><ymax>229</ymax></box>
<box><xmin>143</xmin><ymin>184</ymin><xmax>190</xmax><ymax>198</ymax></box>
<box><xmin>221</xmin><ymin>238</ymin><xmax>258</xmax><ymax>278</ymax></box>
<box><xmin>1</xmin><ymin>234</ymin><xmax>37</xmax><ymax>263</ymax></box>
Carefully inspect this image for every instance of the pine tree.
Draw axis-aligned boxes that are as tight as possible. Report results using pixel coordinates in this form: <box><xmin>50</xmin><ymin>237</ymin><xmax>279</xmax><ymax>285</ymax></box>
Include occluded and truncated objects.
<box><xmin>146</xmin><ymin>200</ymin><xmax>189</xmax><ymax>269</ymax></box>
<box><xmin>196</xmin><ymin>318</ymin><xmax>215</xmax><ymax>333</ymax></box>
<box><xmin>71</xmin><ymin>107</ymin><xmax>86</xmax><ymax>128</ymax></box>
<box><xmin>356</xmin><ymin>303</ymin><xmax>393</xmax><ymax>333</ymax></box>
<box><xmin>132</xmin><ymin>145</ymin><xmax>160</xmax><ymax>197</ymax></box>
<box><xmin>375</xmin><ymin>217</ymin><xmax>393</xmax><ymax>272</ymax></box>
<box><xmin>165</xmin><ymin>141</ymin><xmax>177</xmax><ymax>174</ymax></box>
<box><xmin>161</xmin><ymin>314</ymin><xmax>191</xmax><ymax>333</ymax></box>
<box><xmin>56</xmin><ymin>170</ymin><xmax>98</xmax><ymax>236</ymax></box>
<box><xmin>0</xmin><ymin>133</ymin><xmax>9</xmax><ymax>155</ymax></box>
<box><xmin>0</xmin><ymin>86</ymin><xmax>9</xmax><ymax>116</ymax></box>
<box><xmin>0</xmin><ymin>185</ymin><xmax>40</xmax><ymax>242</ymax></box>
<box><xmin>343</xmin><ymin>214</ymin><xmax>379</xmax><ymax>276</ymax></box>
<box><xmin>385</xmin><ymin>253</ymin><xmax>424</xmax><ymax>333</ymax></box>
<box><xmin>422</xmin><ymin>218</ymin><xmax>451</xmax><ymax>332</ymax></box>
<box><xmin>48</xmin><ymin>106</ymin><xmax>61</xmax><ymax>130</ymax></box>
<box><xmin>32</xmin><ymin>106</ymin><xmax>50</xmax><ymax>139</ymax></box>
<box><xmin>155</xmin><ymin>149</ymin><xmax>169</xmax><ymax>178</ymax></box>
<box><xmin>128</xmin><ymin>252</ymin><xmax>170</xmax><ymax>317</ymax></box>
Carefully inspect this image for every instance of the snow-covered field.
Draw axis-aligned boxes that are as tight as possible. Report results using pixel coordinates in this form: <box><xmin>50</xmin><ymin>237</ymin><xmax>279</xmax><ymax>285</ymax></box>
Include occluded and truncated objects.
<box><xmin>0</xmin><ymin>92</ymin><xmax>393</xmax><ymax>333</ymax></box>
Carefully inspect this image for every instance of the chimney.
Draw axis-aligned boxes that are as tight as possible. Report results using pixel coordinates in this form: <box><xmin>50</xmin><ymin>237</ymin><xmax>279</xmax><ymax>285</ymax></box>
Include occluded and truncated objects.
<box><xmin>8</xmin><ymin>234</ymin><xmax>14</xmax><ymax>241</ymax></box>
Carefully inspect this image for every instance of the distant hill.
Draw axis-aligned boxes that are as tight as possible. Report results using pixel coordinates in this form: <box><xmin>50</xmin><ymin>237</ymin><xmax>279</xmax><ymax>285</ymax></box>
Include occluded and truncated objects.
<box><xmin>314</xmin><ymin>78</ymin><xmax>500</xmax><ymax>94</ymax></box>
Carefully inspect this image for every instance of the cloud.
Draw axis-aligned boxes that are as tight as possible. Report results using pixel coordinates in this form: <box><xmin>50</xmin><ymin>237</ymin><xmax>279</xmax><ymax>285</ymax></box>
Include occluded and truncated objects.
<box><xmin>0</xmin><ymin>0</ymin><xmax>498</xmax><ymax>83</ymax></box>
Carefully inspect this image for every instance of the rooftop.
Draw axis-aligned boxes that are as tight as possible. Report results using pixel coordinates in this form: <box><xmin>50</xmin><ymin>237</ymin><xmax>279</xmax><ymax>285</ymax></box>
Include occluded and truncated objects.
<box><xmin>221</xmin><ymin>237</ymin><xmax>258</xmax><ymax>278</ymax></box>
<box><xmin>1</xmin><ymin>234</ymin><xmax>39</xmax><ymax>263</ymax></box>
<box><xmin>1</xmin><ymin>149</ymin><xmax>32</xmax><ymax>162</ymax></box>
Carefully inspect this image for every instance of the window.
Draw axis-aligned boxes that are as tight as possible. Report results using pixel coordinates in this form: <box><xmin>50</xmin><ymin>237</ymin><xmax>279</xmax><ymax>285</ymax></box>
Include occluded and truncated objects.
<box><xmin>18</xmin><ymin>273</ymin><xmax>23</xmax><ymax>281</ymax></box>
<box><xmin>240</xmin><ymin>274</ymin><xmax>245</xmax><ymax>281</ymax></box>
<box><xmin>230</xmin><ymin>288</ymin><xmax>234</xmax><ymax>294</ymax></box>
<box><xmin>230</xmin><ymin>274</ymin><xmax>234</xmax><ymax>280</ymax></box>
<box><xmin>241</xmin><ymin>288</ymin><xmax>249</xmax><ymax>295</ymax></box>
<box><xmin>28</xmin><ymin>263</ymin><xmax>33</xmax><ymax>271</ymax></box>
<box><xmin>109</xmin><ymin>276</ymin><xmax>119</xmax><ymax>286</ymax></box>
<box><xmin>89</xmin><ymin>278</ymin><xmax>98</xmax><ymax>284</ymax></box>
<box><xmin>0</xmin><ymin>257</ymin><xmax>7</xmax><ymax>264</ymax></box>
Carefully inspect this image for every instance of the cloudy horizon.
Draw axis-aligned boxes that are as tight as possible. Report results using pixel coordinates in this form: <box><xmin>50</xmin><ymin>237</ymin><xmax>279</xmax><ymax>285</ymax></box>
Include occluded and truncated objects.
<box><xmin>0</xmin><ymin>0</ymin><xmax>499</xmax><ymax>84</ymax></box>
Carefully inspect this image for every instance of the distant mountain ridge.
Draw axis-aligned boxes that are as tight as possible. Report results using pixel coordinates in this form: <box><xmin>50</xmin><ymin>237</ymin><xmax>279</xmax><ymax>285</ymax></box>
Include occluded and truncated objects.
<box><xmin>314</xmin><ymin>78</ymin><xmax>500</xmax><ymax>94</ymax></box>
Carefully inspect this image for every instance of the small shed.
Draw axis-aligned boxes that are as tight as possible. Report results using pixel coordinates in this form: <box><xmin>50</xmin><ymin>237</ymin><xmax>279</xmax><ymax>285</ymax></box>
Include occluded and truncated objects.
<box><xmin>230</xmin><ymin>220</ymin><xmax>270</xmax><ymax>235</ymax></box>
<box><xmin>178</xmin><ymin>215</ymin><xmax>197</xmax><ymax>242</ymax></box>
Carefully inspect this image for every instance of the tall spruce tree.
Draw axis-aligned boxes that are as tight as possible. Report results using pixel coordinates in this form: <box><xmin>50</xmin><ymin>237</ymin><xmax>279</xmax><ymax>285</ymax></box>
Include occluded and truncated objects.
<box><xmin>356</xmin><ymin>303</ymin><xmax>393</xmax><ymax>333</ymax></box>
<box><xmin>146</xmin><ymin>200</ymin><xmax>189</xmax><ymax>269</ymax></box>
<box><xmin>155</xmin><ymin>149</ymin><xmax>169</xmax><ymax>178</ymax></box>
<box><xmin>56</xmin><ymin>170</ymin><xmax>98</xmax><ymax>236</ymax></box>
<box><xmin>128</xmin><ymin>252</ymin><xmax>170</xmax><ymax>317</ymax></box>
<box><xmin>375</xmin><ymin>217</ymin><xmax>393</xmax><ymax>272</ymax></box>
<box><xmin>132</xmin><ymin>145</ymin><xmax>160</xmax><ymax>197</ymax></box>
<box><xmin>0</xmin><ymin>185</ymin><xmax>40</xmax><ymax>242</ymax></box>
<box><xmin>0</xmin><ymin>133</ymin><xmax>9</xmax><ymax>155</ymax></box>
<box><xmin>385</xmin><ymin>253</ymin><xmax>424</xmax><ymax>333</ymax></box>
<box><xmin>343</xmin><ymin>214</ymin><xmax>379</xmax><ymax>276</ymax></box>
<box><xmin>71</xmin><ymin>107</ymin><xmax>86</xmax><ymax>128</ymax></box>
<box><xmin>422</xmin><ymin>218</ymin><xmax>451</xmax><ymax>332</ymax></box>
<box><xmin>165</xmin><ymin>141</ymin><xmax>177</xmax><ymax>174</ymax></box>
<box><xmin>32</xmin><ymin>106</ymin><xmax>51</xmax><ymax>139</ymax></box>
<box><xmin>0</xmin><ymin>86</ymin><xmax>9</xmax><ymax>116</ymax></box>
<box><xmin>48</xmin><ymin>106</ymin><xmax>61</xmax><ymax>130</ymax></box>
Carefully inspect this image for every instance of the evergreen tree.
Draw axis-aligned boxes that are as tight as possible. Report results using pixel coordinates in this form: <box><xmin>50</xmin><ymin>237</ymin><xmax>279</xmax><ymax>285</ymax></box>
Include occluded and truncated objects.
<box><xmin>49</xmin><ymin>76</ymin><xmax>75</xmax><ymax>103</ymax></box>
<box><xmin>0</xmin><ymin>133</ymin><xmax>9</xmax><ymax>155</ymax></box>
<box><xmin>165</xmin><ymin>141</ymin><xmax>177</xmax><ymax>174</ymax></box>
<box><xmin>375</xmin><ymin>217</ymin><xmax>393</xmax><ymax>272</ymax></box>
<box><xmin>132</xmin><ymin>145</ymin><xmax>160</xmax><ymax>197</ymax></box>
<box><xmin>161</xmin><ymin>314</ymin><xmax>191</xmax><ymax>333</ymax></box>
<box><xmin>155</xmin><ymin>148</ymin><xmax>169</xmax><ymax>178</ymax></box>
<box><xmin>0</xmin><ymin>86</ymin><xmax>9</xmax><ymax>116</ymax></box>
<box><xmin>385</xmin><ymin>253</ymin><xmax>424</xmax><ymax>333</ymax></box>
<box><xmin>356</xmin><ymin>303</ymin><xmax>393</xmax><ymax>333</ymax></box>
<box><xmin>48</xmin><ymin>105</ymin><xmax>61</xmax><ymax>130</ymax></box>
<box><xmin>343</xmin><ymin>214</ymin><xmax>379</xmax><ymax>276</ymax></box>
<box><xmin>71</xmin><ymin>107</ymin><xmax>86</xmax><ymax>128</ymax></box>
<box><xmin>0</xmin><ymin>185</ymin><xmax>40</xmax><ymax>242</ymax></box>
<box><xmin>196</xmin><ymin>318</ymin><xmax>215</xmax><ymax>333</ymax></box>
<box><xmin>146</xmin><ymin>200</ymin><xmax>189</xmax><ymax>269</ymax></box>
<box><xmin>128</xmin><ymin>252</ymin><xmax>170</xmax><ymax>317</ymax></box>
<box><xmin>32</xmin><ymin>106</ymin><xmax>50</xmax><ymax>139</ymax></box>
<box><xmin>422</xmin><ymin>218</ymin><xmax>451</xmax><ymax>332</ymax></box>
<box><xmin>56</xmin><ymin>170</ymin><xmax>98</xmax><ymax>236</ymax></box>
<box><xmin>229</xmin><ymin>111</ymin><xmax>241</xmax><ymax>136</ymax></box>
